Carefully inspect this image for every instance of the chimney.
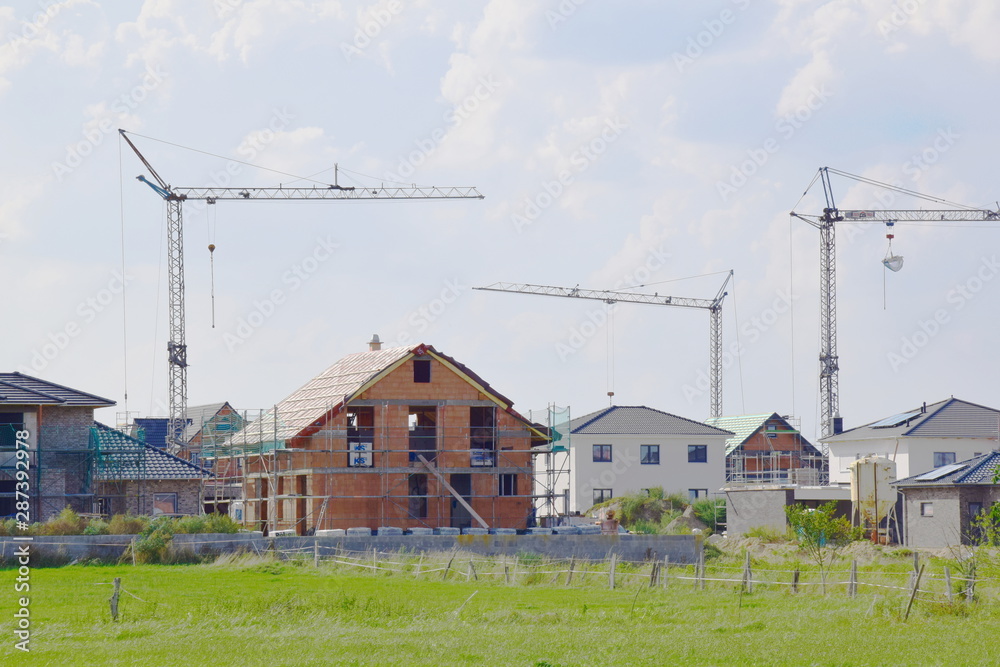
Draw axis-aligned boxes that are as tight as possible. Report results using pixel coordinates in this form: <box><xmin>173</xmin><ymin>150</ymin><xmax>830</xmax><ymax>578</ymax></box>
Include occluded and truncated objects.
<box><xmin>922</xmin><ymin>401</ymin><xmax>926</xmax><ymax>413</ymax></box>
<box><xmin>367</xmin><ymin>334</ymin><xmax>382</xmax><ymax>352</ymax></box>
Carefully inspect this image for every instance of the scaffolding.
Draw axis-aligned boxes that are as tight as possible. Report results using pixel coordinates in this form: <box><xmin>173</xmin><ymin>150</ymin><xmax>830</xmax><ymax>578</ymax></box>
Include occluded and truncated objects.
<box><xmin>202</xmin><ymin>403</ymin><xmax>553</xmax><ymax>534</ymax></box>
<box><xmin>530</xmin><ymin>405</ymin><xmax>572</xmax><ymax>526</ymax></box>
<box><xmin>725</xmin><ymin>416</ymin><xmax>828</xmax><ymax>486</ymax></box>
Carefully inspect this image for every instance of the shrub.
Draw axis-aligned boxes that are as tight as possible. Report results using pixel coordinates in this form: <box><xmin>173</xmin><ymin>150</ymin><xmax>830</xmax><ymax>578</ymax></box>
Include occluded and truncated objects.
<box><xmin>692</xmin><ymin>498</ymin><xmax>726</xmax><ymax>532</ymax></box>
<box><xmin>629</xmin><ymin>519</ymin><xmax>659</xmax><ymax>535</ymax></box>
<box><xmin>83</xmin><ymin>519</ymin><xmax>110</xmax><ymax>535</ymax></box>
<box><xmin>38</xmin><ymin>507</ymin><xmax>85</xmax><ymax>536</ymax></box>
<box><xmin>108</xmin><ymin>514</ymin><xmax>148</xmax><ymax>535</ymax></box>
<box><xmin>131</xmin><ymin>516</ymin><xmax>176</xmax><ymax>564</ymax></box>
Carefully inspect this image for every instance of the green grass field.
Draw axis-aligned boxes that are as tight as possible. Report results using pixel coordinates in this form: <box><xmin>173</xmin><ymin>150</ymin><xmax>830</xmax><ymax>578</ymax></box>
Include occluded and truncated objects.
<box><xmin>5</xmin><ymin>551</ymin><xmax>1000</xmax><ymax>666</ymax></box>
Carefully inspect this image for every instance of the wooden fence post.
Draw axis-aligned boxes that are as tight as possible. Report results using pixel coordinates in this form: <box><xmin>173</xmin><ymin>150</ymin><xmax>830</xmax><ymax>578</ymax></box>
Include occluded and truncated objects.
<box><xmin>662</xmin><ymin>556</ymin><xmax>669</xmax><ymax>589</ymax></box>
<box><xmin>909</xmin><ymin>552</ymin><xmax>919</xmax><ymax>590</ymax></box>
<box><xmin>742</xmin><ymin>551</ymin><xmax>753</xmax><ymax>594</ymax></box>
<box><xmin>649</xmin><ymin>561</ymin><xmax>659</xmax><ymax>588</ymax></box>
<box><xmin>609</xmin><ymin>553</ymin><xmax>618</xmax><ymax>590</ymax></box>
<box><xmin>848</xmin><ymin>560</ymin><xmax>857</xmax><ymax>598</ymax></box>
<box><xmin>698</xmin><ymin>547</ymin><xmax>706</xmax><ymax>591</ymax></box>
<box><xmin>903</xmin><ymin>563</ymin><xmax>925</xmax><ymax>621</ymax></box>
<box><xmin>467</xmin><ymin>560</ymin><xmax>477</xmax><ymax>581</ymax></box>
<box><xmin>442</xmin><ymin>552</ymin><xmax>456</xmax><ymax>581</ymax></box>
<box><xmin>504</xmin><ymin>558</ymin><xmax>511</xmax><ymax>585</ymax></box>
<box><xmin>109</xmin><ymin>577</ymin><xmax>121</xmax><ymax>621</ymax></box>
<box><xmin>944</xmin><ymin>566</ymin><xmax>953</xmax><ymax>603</ymax></box>
<box><xmin>313</xmin><ymin>541</ymin><xmax>319</xmax><ymax>568</ymax></box>
<box><xmin>792</xmin><ymin>568</ymin><xmax>799</xmax><ymax>594</ymax></box>
<box><xmin>566</xmin><ymin>557</ymin><xmax>575</xmax><ymax>586</ymax></box>
<box><xmin>965</xmin><ymin>560</ymin><xmax>977</xmax><ymax>602</ymax></box>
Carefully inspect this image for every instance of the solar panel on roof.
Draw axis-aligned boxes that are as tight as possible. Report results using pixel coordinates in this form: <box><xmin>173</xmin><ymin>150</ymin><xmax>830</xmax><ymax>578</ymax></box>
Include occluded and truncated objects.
<box><xmin>914</xmin><ymin>463</ymin><xmax>967</xmax><ymax>481</ymax></box>
<box><xmin>870</xmin><ymin>410</ymin><xmax>921</xmax><ymax>429</ymax></box>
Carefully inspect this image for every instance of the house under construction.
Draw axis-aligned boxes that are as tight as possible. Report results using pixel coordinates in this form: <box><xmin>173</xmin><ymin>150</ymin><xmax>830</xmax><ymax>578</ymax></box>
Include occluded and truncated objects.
<box><xmin>705</xmin><ymin>413</ymin><xmax>827</xmax><ymax>485</ymax></box>
<box><xmin>206</xmin><ymin>338</ymin><xmax>548</xmax><ymax>534</ymax></box>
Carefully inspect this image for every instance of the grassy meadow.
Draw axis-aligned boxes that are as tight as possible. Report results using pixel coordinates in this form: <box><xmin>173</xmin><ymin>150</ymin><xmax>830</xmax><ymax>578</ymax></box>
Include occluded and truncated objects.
<box><xmin>4</xmin><ymin>549</ymin><xmax>1000</xmax><ymax>666</ymax></box>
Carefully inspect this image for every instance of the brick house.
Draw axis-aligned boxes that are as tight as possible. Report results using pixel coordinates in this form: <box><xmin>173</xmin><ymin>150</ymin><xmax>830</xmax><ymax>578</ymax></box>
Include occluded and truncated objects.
<box><xmin>0</xmin><ymin>373</ymin><xmax>115</xmax><ymax>522</ymax></box>
<box><xmin>91</xmin><ymin>422</ymin><xmax>213</xmax><ymax>516</ymax></box>
<box><xmin>221</xmin><ymin>340</ymin><xmax>543</xmax><ymax>534</ymax></box>
<box><xmin>705</xmin><ymin>413</ymin><xmax>826</xmax><ymax>485</ymax></box>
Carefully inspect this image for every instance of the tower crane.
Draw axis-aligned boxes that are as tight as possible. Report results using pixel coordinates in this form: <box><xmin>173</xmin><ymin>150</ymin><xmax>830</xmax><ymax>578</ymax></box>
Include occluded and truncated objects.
<box><xmin>791</xmin><ymin>167</ymin><xmax>999</xmax><ymax>439</ymax></box>
<box><xmin>474</xmin><ymin>270</ymin><xmax>733</xmax><ymax>418</ymax></box>
<box><xmin>120</xmin><ymin>129</ymin><xmax>484</xmax><ymax>449</ymax></box>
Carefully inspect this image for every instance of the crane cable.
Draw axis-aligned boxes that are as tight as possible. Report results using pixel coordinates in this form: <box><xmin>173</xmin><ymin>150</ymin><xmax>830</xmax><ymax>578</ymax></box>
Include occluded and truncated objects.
<box><xmin>118</xmin><ymin>137</ymin><xmax>130</xmax><ymax>417</ymax></box>
<box><xmin>208</xmin><ymin>206</ymin><xmax>217</xmax><ymax>328</ymax></box>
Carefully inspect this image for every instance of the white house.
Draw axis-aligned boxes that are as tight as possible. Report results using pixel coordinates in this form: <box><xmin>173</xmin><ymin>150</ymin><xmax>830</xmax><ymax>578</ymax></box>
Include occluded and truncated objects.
<box><xmin>541</xmin><ymin>405</ymin><xmax>732</xmax><ymax>514</ymax></box>
<box><xmin>824</xmin><ymin>398</ymin><xmax>1000</xmax><ymax>484</ymax></box>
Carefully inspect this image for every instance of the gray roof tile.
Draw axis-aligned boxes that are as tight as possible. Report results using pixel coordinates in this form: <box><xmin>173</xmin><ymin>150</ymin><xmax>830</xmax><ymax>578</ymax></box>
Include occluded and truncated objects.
<box><xmin>93</xmin><ymin>422</ymin><xmax>212</xmax><ymax>481</ymax></box>
<box><xmin>570</xmin><ymin>406</ymin><xmax>733</xmax><ymax>437</ymax></box>
<box><xmin>0</xmin><ymin>373</ymin><xmax>115</xmax><ymax>407</ymax></box>
<box><xmin>825</xmin><ymin>398</ymin><xmax>1000</xmax><ymax>442</ymax></box>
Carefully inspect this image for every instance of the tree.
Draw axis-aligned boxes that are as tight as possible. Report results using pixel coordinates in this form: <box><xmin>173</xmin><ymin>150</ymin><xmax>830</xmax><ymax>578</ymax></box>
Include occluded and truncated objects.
<box><xmin>784</xmin><ymin>501</ymin><xmax>856</xmax><ymax>594</ymax></box>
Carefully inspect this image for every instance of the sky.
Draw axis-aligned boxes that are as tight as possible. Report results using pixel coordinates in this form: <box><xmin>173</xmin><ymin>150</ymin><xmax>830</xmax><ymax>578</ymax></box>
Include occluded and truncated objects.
<box><xmin>3</xmin><ymin>0</ymin><xmax>1000</xmax><ymax>444</ymax></box>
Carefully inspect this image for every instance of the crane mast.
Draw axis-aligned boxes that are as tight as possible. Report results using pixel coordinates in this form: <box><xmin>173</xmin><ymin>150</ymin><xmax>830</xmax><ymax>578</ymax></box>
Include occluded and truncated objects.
<box><xmin>120</xmin><ymin>130</ymin><xmax>484</xmax><ymax>449</ymax></box>
<box><xmin>475</xmin><ymin>271</ymin><xmax>733</xmax><ymax>418</ymax></box>
<box><xmin>792</xmin><ymin>167</ymin><xmax>999</xmax><ymax>440</ymax></box>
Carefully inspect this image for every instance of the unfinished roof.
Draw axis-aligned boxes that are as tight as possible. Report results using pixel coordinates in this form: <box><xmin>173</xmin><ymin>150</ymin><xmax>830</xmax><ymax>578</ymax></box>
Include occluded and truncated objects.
<box><xmin>0</xmin><ymin>373</ymin><xmax>115</xmax><ymax>407</ymax></box>
<box><xmin>824</xmin><ymin>398</ymin><xmax>1000</xmax><ymax>442</ymax></box>
<box><xmin>705</xmin><ymin>413</ymin><xmax>819</xmax><ymax>455</ymax></box>
<box><xmin>93</xmin><ymin>422</ymin><xmax>212</xmax><ymax>481</ymax></box>
<box><xmin>227</xmin><ymin>344</ymin><xmax>527</xmax><ymax>449</ymax></box>
<box><xmin>894</xmin><ymin>451</ymin><xmax>1000</xmax><ymax>487</ymax></box>
<box><xmin>570</xmin><ymin>406</ymin><xmax>733</xmax><ymax>437</ymax></box>
<box><xmin>182</xmin><ymin>402</ymin><xmax>239</xmax><ymax>443</ymax></box>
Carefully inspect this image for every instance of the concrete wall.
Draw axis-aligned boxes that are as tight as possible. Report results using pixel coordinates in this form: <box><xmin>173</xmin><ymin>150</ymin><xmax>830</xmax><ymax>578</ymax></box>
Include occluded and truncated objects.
<box><xmin>725</xmin><ymin>488</ymin><xmax>793</xmax><ymax>537</ymax></box>
<box><xmin>0</xmin><ymin>533</ymin><xmax>698</xmax><ymax>564</ymax></box>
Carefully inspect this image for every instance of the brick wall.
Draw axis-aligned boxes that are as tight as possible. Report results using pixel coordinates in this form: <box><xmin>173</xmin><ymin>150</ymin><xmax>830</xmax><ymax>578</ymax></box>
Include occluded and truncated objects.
<box><xmin>243</xmin><ymin>354</ymin><xmax>537</xmax><ymax>533</ymax></box>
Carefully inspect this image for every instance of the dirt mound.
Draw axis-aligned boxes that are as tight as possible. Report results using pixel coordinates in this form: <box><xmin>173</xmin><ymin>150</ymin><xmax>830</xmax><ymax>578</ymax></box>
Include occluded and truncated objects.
<box><xmin>664</xmin><ymin>505</ymin><xmax>709</xmax><ymax>533</ymax></box>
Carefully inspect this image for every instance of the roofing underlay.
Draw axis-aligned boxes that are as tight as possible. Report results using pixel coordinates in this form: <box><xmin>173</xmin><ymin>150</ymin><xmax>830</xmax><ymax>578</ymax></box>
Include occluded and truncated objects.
<box><xmin>0</xmin><ymin>373</ymin><xmax>115</xmax><ymax>407</ymax></box>
<box><xmin>705</xmin><ymin>413</ymin><xmax>820</xmax><ymax>456</ymax></box>
<box><xmin>92</xmin><ymin>422</ymin><xmax>212</xmax><ymax>481</ymax></box>
<box><xmin>226</xmin><ymin>344</ymin><xmax>528</xmax><ymax>449</ymax></box>
<box><xmin>894</xmin><ymin>450</ymin><xmax>1000</xmax><ymax>487</ymax></box>
<box><xmin>569</xmin><ymin>405</ymin><xmax>733</xmax><ymax>437</ymax></box>
<box><xmin>824</xmin><ymin>398</ymin><xmax>1000</xmax><ymax>442</ymax></box>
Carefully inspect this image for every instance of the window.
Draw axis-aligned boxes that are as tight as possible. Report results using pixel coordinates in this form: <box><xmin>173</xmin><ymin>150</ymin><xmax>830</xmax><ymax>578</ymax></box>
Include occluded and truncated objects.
<box><xmin>593</xmin><ymin>444</ymin><xmax>612</xmax><ymax>462</ymax></box>
<box><xmin>413</xmin><ymin>358</ymin><xmax>431</xmax><ymax>383</ymax></box>
<box><xmin>688</xmin><ymin>444</ymin><xmax>707</xmax><ymax>463</ymax></box>
<box><xmin>408</xmin><ymin>474</ymin><xmax>428</xmax><ymax>519</ymax></box>
<box><xmin>499</xmin><ymin>474</ymin><xmax>517</xmax><ymax>497</ymax></box>
<box><xmin>408</xmin><ymin>407</ymin><xmax>437</xmax><ymax>462</ymax></box>
<box><xmin>640</xmin><ymin>444</ymin><xmax>660</xmax><ymax>465</ymax></box>
<box><xmin>189</xmin><ymin>452</ymin><xmax>200</xmax><ymax>466</ymax></box>
<box><xmin>593</xmin><ymin>488</ymin><xmax>613</xmax><ymax>505</ymax></box>
<box><xmin>920</xmin><ymin>502</ymin><xmax>934</xmax><ymax>517</ymax></box>
<box><xmin>689</xmin><ymin>489</ymin><xmax>708</xmax><ymax>500</ymax></box>
<box><xmin>969</xmin><ymin>502</ymin><xmax>984</xmax><ymax>518</ymax></box>
<box><xmin>470</xmin><ymin>406</ymin><xmax>496</xmax><ymax>465</ymax></box>
<box><xmin>153</xmin><ymin>493</ymin><xmax>178</xmax><ymax>516</ymax></box>
<box><xmin>933</xmin><ymin>452</ymin><xmax>956</xmax><ymax>468</ymax></box>
<box><xmin>0</xmin><ymin>412</ymin><xmax>24</xmax><ymax>449</ymax></box>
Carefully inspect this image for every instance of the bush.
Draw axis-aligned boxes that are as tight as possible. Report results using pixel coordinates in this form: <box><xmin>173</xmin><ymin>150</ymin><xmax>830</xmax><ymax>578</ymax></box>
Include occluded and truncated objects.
<box><xmin>37</xmin><ymin>507</ymin><xmax>85</xmax><ymax>535</ymax></box>
<box><xmin>83</xmin><ymin>519</ymin><xmax>110</xmax><ymax>535</ymax></box>
<box><xmin>131</xmin><ymin>516</ymin><xmax>175</xmax><ymax>564</ymax></box>
<box><xmin>108</xmin><ymin>514</ymin><xmax>148</xmax><ymax>535</ymax></box>
<box><xmin>692</xmin><ymin>498</ymin><xmax>726</xmax><ymax>532</ymax></box>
